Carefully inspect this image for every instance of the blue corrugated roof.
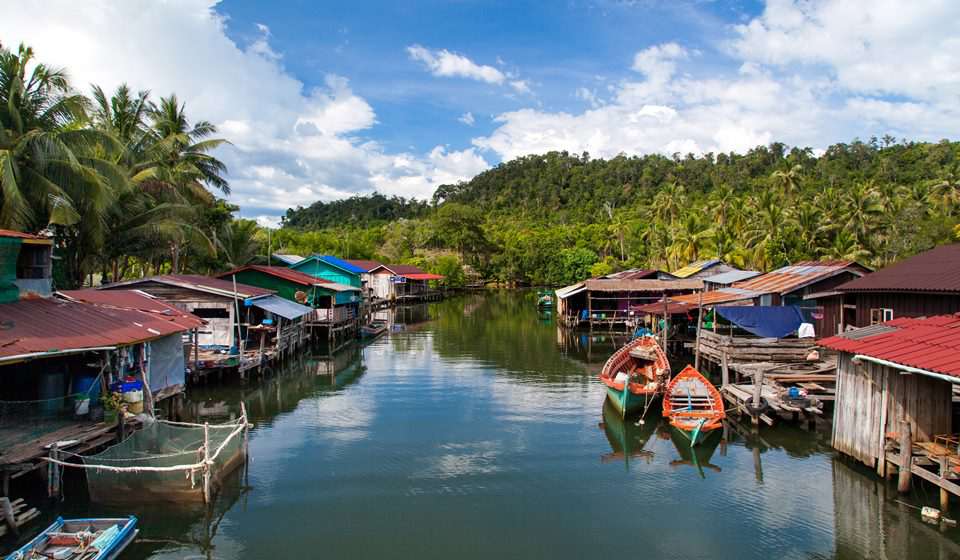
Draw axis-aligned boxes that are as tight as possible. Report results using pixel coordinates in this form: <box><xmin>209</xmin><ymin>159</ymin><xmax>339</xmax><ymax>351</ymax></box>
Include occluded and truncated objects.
<box><xmin>318</xmin><ymin>255</ymin><xmax>365</xmax><ymax>274</ymax></box>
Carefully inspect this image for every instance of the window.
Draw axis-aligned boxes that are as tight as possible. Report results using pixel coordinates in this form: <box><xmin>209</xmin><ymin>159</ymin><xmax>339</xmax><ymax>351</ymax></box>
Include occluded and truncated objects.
<box><xmin>192</xmin><ymin>307</ymin><xmax>230</xmax><ymax>319</ymax></box>
<box><xmin>870</xmin><ymin>308</ymin><xmax>893</xmax><ymax>325</ymax></box>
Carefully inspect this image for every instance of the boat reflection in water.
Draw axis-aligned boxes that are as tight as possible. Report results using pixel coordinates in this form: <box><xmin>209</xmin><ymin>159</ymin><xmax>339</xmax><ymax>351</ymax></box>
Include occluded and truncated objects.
<box><xmin>667</xmin><ymin>426</ymin><xmax>723</xmax><ymax>479</ymax></box>
<box><xmin>598</xmin><ymin>400</ymin><xmax>657</xmax><ymax>468</ymax></box>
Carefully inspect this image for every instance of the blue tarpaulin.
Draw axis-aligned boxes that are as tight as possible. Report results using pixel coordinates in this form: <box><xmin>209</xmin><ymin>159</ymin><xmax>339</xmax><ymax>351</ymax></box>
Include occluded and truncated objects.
<box><xmin>716</xmin><ymin>306</ymin><xmax>805</xmax><ymax>338</ymax></box>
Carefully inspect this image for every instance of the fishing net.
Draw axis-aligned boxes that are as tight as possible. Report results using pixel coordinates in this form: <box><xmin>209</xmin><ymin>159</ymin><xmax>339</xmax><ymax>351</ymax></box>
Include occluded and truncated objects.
<box><xmin>0</xmin><ymin>371</ymin><xmax>103</xmax><ymax>450</ymax></box>
<box><xmin>81</xmin><ymin>418</ymin><xmax>245</xmax><ymax>504</ymax></box>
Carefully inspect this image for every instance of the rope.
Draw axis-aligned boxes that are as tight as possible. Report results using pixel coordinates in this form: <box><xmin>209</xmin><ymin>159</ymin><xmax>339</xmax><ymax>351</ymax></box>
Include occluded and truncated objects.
<box><xmin>42</xmin><ymin>415</ymin><xmax>248</xmax><ymax>473</ymax></box>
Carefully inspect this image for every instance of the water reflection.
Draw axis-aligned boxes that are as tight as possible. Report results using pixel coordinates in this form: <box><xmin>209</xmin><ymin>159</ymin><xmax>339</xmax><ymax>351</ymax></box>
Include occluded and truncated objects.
<box><xmin>12</xmin><ymin>291</ymin><xmax>960</xmax><ymax>560</ymax></box>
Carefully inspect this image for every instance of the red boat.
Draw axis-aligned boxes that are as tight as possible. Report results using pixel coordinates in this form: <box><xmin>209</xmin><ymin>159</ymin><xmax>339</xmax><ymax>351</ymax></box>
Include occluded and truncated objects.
<box><xmin>599</xmin><ymin>335</ymin><xmax>671</xmax><ymax>418</ymax></box>
<box><xmin>662</xmin><ymin>365</ymin><xmax>725</xmax><ymax>446</ymax></box>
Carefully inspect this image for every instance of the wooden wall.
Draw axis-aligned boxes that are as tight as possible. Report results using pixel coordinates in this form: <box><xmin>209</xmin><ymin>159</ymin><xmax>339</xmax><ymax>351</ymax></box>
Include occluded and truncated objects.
<box><xmin>833</xmin><ymin>353</ymin><xmax>952</xmax><ymax>468</ymax></box>
<box><xmin>850</xmin><ymin>292</ymin><xmax>960</xmax><ymax>327</ymax></box>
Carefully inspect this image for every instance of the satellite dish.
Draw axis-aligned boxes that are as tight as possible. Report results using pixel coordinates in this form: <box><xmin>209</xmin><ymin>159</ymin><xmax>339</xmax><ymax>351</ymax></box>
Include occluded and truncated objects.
<box><xmin>294</xmin><ymin>290</ymin><xmax>308</xmax><ymax>304</ymax></box>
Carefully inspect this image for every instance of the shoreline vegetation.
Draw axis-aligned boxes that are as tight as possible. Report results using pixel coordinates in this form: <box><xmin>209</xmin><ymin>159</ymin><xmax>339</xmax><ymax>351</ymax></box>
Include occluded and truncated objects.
<box><xmin>3</xmin><ymin>42</ymin><xmax>958</xmax><ymax>289</ymax></box>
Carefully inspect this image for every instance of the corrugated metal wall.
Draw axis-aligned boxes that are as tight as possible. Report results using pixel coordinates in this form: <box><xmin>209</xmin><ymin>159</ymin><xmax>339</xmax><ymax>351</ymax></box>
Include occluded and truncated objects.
<box><xmin>832</xmin><ymin>353</ymin><xmax>952</xmax><ymax>468</ymax></box>
<box><xmin>852</xmin><ymin>293</ymin><xmax>960</xmax><ymax>327</ymax></box>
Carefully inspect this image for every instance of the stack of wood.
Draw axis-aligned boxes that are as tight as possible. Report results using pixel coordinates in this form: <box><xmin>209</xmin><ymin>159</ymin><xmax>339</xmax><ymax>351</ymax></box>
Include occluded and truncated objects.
<box><xmin>0</xmin><ymin>497</ymin><xmax>39</xmax><ymax>538</ymax></box>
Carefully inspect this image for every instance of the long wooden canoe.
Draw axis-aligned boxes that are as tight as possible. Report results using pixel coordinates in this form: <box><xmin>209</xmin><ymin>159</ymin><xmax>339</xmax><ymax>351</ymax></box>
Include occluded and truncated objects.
<box><xmin>599</xmin><ymin>335</ymin><xmax>671</xmax><ymax>418</ymax></box>
<box><xmin>662</xmin><ymin>365</ymin><xmax>725</xmax><ymax>446</ymax></box>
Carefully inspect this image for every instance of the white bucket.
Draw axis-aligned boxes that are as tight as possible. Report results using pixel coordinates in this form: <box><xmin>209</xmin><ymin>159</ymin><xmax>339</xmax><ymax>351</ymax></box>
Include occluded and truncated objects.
<box><xmin>74</xmin><ymin>398</ymin><xmax>90</xmax><ymax>416</ymax></box>
<box><xmin>122</xmin><ymin>389</ymin><xmax>143</xmax><ymax>403</ymax></box>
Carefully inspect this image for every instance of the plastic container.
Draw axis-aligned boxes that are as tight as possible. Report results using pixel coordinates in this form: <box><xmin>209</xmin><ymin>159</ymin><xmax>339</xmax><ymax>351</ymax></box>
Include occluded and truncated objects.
<box><xmin>110</xmin><ymin>379</ymin><xmax>143</xmax><ymax>394</ymax></box>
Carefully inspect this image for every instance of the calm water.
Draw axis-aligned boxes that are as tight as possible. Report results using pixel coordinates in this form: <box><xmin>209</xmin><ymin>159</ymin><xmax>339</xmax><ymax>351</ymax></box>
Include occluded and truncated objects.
<box><xmin>15</xmin><ymin>291</ymin><xmax>960</xmax><ymax>558</ymax></box>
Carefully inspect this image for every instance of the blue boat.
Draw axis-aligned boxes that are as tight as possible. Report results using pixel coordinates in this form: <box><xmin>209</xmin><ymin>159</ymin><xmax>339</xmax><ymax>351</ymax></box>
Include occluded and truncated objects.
<box><xmin>6</xmin><ymin>516</ymin><xmax>138</xmax><ymax>560</ymax></box>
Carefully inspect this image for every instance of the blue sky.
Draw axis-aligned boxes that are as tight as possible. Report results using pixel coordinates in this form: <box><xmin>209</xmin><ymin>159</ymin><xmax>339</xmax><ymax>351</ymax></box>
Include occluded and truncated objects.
<box><xmin>2</xmin><ymin>1</ymin><xmax>958</xmax><ymax>225</ymax></box>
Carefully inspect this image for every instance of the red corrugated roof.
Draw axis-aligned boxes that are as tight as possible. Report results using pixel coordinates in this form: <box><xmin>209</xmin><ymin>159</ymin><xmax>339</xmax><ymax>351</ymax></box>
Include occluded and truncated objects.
<box><xmin>404</xmin><ymin>273</ymin><xmax>444</xmax><ymax>280</ymax></box>
<box><xmin>0</xmin><ymin>298</ymin><xmax>194</xmax><ymax>360</ymax></box>
<box><xmin>380</xmin><ymin>264</ymin><xmax>427</xmax><ymax>275</ymax></box>
<box><xmin>820</xmin><ymin>314</ymin><xmax>960</xmax><ymax>378</ymax></box>
<box><xmin>215</xmin><ymin>265</ymin><xmax>330</xmax><ymax>287</ymax></box>
<box><xmin>59</xmin><ymin>289</ymin><xmax>205</xmax><ymax>329</ymax></box>
<box><xmin>344</xmin><ymin>259</ymin><xmax>383</xmax><ymax>272</ymax></box>
<box><xmin>102</xmin><ymin>274</ymin><xmax>274</xmax><ymax>299</ymax></box>
<box><xmin>0</xmin><ymin>229</ymin><xmax>51</xmax><ymax>243</ymax></box>
<box><xmin>838</xmin><ymin>244</ymin><xmax>960</xmax><ymax>293</ymax></box>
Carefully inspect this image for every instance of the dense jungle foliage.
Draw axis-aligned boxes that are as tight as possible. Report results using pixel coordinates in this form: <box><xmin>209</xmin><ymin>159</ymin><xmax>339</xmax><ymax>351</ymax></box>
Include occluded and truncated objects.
<box><xmin>281</xmin><ymin>140</ymin><xmax>960</xmax><ymax>286</ymax></box>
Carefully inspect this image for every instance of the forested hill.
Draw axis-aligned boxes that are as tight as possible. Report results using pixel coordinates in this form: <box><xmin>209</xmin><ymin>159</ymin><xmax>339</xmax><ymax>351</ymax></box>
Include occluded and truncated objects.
<box><xmin>283</xmin><ymin>193</ymin><xmax>430</xmax><ymax>228</ymax></box>
<box><xmin>276</xmin><ymin>139</ymin><xmax>960</xmax><ymax>287</ymax></box>
<box><xmin>431</xmin><ymin>140</ymin><xmax>959</xmax><ymax>220</ymax></box>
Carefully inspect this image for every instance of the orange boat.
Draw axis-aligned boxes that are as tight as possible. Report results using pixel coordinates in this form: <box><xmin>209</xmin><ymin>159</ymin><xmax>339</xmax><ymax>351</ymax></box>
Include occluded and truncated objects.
<box><xmin>662</xmin><ymin>365</ymin><xmax>725</xmax><ymax>446</ymax></box>
<box><xmin>599</xmin><ymin>335</ymin><xmax>671</xmax><ymax>418</ymax></box>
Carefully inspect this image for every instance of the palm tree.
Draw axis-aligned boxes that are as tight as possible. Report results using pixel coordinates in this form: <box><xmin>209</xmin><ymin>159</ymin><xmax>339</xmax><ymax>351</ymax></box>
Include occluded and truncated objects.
<box><xmin>216</xmin><ymin>219</ymin><xmax>261</xmax><ymax>269</ymax></box>
<box><xmin>770</xmin><ymin>164</ymin><xmax>803</xmax><ymax>198</ymax></box>
<box><xmin>0</xmin><ymin>43</ymin><xmax>108</xmax><ymax>230</ymax></box>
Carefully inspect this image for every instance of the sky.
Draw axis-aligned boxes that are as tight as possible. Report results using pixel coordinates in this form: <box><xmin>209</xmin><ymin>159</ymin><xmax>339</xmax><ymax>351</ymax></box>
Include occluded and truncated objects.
<box><xmin>1</xmin><ymin>0</ymin><xmax>958</xmax><ymax>226</ymax></box>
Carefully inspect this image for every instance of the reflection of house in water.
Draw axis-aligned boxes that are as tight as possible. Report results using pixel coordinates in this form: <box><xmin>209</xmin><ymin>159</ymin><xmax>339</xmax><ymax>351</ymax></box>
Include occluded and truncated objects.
<box><xmin>373</xmin><ymin>302</ymin><xmax>434</xmax><ymax>331</ymax></box>
<box><xmin>832</xmin><ymin>459</ymin><xmax>960</xmax><ymax>558</ymax></box>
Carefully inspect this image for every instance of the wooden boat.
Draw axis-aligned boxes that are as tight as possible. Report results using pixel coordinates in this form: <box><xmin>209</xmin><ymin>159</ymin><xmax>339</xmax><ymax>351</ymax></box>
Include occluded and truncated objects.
<box><xmin>536</xmin><ymin>290</ymin><xmax>553</xmax><ymax>308</ymax></box>
<box><xmin>662</xmin><ymin>365</ymin><xmax>725</xmax><ymax>446</ymax></box>
<box><xmin>360</xmin><ymin>320</ymin><xmax>388</xmax><ymax>339</ymax></box>
<box><xmin>6</xmin><ymin>516</ymin><xmax>138</xmax><ymax>560</ymax></box>
<box><xmin>599</xmin><ymin>335</ymin><xmax>671</xmax><ymax>418</ymax></box>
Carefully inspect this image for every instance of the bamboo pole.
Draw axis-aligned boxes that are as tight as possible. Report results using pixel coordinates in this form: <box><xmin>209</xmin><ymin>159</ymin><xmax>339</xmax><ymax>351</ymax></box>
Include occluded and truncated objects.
<box><xmin>661</xmin><ymin>295</ymin><xmax>668</xmax><ymax>353</ymax></box>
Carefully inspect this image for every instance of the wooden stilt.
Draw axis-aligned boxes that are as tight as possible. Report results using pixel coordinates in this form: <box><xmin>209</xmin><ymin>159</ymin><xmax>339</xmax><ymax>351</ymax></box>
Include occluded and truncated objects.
<box><xmin>694</xmin><ymin>290</ymin><xmax>704</xmax><ymax>370</ymax></box>
<box><xmin>203</xmin><ymin>422</ymin><xmax>211</xmax><ymax>504</ymax></box>
<box><xmin>897</xmin><ymin>422</ymin><xmax>912</xmax><ymax>494</ymax></box>
<box><xmin>941</xmin><ymin>456</ymin><xmax>950</xmax><ymax>512</ymax></box>
<box><xmin>721</xmin><ymin>352</ymin><xmax>729</xmax><ymax>388</ymax></box>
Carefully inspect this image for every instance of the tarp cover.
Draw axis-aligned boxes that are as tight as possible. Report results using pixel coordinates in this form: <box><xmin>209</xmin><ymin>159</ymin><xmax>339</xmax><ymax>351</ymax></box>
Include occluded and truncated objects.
<box><xmin>251</xmin><ymin>294</ymin><xmax>313</xmax><ymax>319</ymax></box>
<box><xmin>0</xmin><ymin>237</ymin><xmax>21</xmax><ymax>303</ymax></box>
<box><xmin>149</xmin><ymin>333</ymin><xmax>185</xmax><ymax>394</ymax></box>
<box><xmin>716</xmin><ymin>305</ymin><xmax>805</xmax><ymax>338</ymax></box>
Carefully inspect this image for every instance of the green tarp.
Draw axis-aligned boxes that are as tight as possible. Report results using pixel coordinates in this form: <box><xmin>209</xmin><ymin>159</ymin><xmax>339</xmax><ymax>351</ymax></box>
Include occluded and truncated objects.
<box><xmin>0</xmin><ymin>237</ymin><xmax>21</xmax><ymax>304</ymax></box>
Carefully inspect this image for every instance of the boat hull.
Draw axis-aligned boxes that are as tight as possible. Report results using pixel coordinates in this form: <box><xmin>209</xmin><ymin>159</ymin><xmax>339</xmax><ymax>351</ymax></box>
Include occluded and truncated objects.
<box><xmin>605</xmin><ymin>386</ymin><xmax>655</xmax><ymax>418</ymax></box>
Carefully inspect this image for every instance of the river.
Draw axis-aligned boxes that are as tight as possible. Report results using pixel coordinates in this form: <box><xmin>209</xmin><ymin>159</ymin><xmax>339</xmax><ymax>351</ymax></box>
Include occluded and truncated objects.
<box><xmin>29</xmin><ymin>291</ymin><xmax>960</xmax><ymax>558</ymax></box>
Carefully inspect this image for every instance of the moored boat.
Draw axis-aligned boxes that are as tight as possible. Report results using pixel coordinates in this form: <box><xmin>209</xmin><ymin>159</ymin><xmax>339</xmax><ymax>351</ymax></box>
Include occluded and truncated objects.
<box><xmin>599</xmin><ymin>335</ymin><xmax>671</xmax><ymax>418</ymax></box>
<box><xmin>536</xmin><ymin>290</ymin><xmax>553</xmax><ymax>308</ymax></box>
<box><xmin>360</xmin><ymin>320</ymin><xmax>388</xmax><ymax>339</ymax></box>
<box><xmin>6</xmin><ymin>516</ymin><xmax>138</xmax><ymax>560</ymax></box>
<box><xmin>662</xmin><ymin>365</ymin><xmax>725</xmax><ymax>447</ymax></box>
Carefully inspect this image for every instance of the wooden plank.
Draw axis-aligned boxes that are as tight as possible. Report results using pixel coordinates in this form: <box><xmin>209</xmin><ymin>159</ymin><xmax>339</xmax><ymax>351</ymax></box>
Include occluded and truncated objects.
<box><xmin>911</xmin><ymin>461</ymin><xmax>960</xmax><ymax>497</ymax></box>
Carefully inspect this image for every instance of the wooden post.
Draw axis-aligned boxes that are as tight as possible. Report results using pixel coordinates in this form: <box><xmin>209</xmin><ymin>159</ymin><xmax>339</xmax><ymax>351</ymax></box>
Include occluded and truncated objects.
<box><xmin>751</xmin><ymin>370</ymin><xmax>764</xmax><ymax>425</ymax></box>
<box><xmin>721</xmin><ymin>352</ymin><xmax>730</xmax><ymax>388</ymax></box>
<box><xmin>661</xmin><ymin>295</ymin><xmax>668</xmax><ymax>353</ymax></box>
<box><xmin>193</xmin><ymin>328</ymin><xmax>200</xmax><ymax>372</ymax></box>
<box><xmin>0</xmin><ymin>497</ymin><xmax>18</xmax><ymax>537</ymax></box>
<box><xmin>897</xmin><ymin>422</ymin><xmax>912</xmax><ymax>494</ymax></box>
<box><xmin>47</xmin><ymin>443</ymin><xmax>60</xmax><ymax>499</ymax></box>
<box><xmin>203</xmin><ymin>422</ymin><xmax>211</xmax><ymax>504</ymax></box>
<box><xmin>240</xmin><ymin>402</ymin><xmax>250</xmax><ymax>488</ymax></box>
<box><xmin>694</xmin><ymin>290</ymin><xmax>704</xmax><ymax>370</ymax></box>
<box><xmin>587</xmin><ymin>292</ymin><xmax>593</xmax><ymax>331</ymax></box>
<box><xmin>941</xmin><ymin>455</ymin><xmax>950</xmax><ymax>513</ymax></box>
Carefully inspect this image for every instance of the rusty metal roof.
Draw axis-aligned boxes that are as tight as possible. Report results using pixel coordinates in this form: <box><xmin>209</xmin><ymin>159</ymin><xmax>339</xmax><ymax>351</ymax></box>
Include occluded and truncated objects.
<box><xmin>102</xmin><ymin>274</ymin><xmax>274</xmax><ymax>299</ymax></box>
<box><xmin>837</xmin><ymin>244</ymin><xmax>960</xmax><ymax>294</ymax></box>
<box><xmin>0</xmin><ymin>298</ymin><xmax>195</xmax><ymax>361</ymax></box>
<box><xmin>603</xmin><ymin>269</ymin><xmax>660</xmax><ymax>280</ymax></box>
<box><xmin>215</xmin><ymin>265</ymin><xmax>330</xmax><ymax>287</ymax></box>
<box><xmin>374</xmin><ymin>264</ymin><xmax>428</xmax><ymax>275</ymax></box>
<box><xmin>819</xmin><ymin>314</ymin><xmax>960</xmax><ymax>378</ymax></box>
<box><xmin>669</xmin><ymin>260</ymin><xmax>865</xmax><ymax>306</ymax></box>
<box><xmin>582</xmin><ymin>278</ymin><xmax>703</xmax><ymax>292</ymax></box>
<box><xmin>59</xmin><ymin>289</ymin><xmax>205</xmax><ymax>330</ymax></box>
<box><xmin>734</xmin><ymin>260</ymin><xmax>866</xmax><ymax>294</ymax></box>
<box><xmin>344</xmin><ymin>259</ymin><xmax>383</xmax><ymax>272</ymax></box>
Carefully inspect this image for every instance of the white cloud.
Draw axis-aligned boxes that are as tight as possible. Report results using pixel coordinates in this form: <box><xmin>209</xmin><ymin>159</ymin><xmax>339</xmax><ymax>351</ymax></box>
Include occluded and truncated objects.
<box><xmin>458</xmin><ymin>111</ymin><xmax>476</xmax><ymax>126</ymax></box>
<box><xmin>729</xmin><ymin>0</ymin><xmax>960</xmax><ymax>102</ymax></box>
<box><xmin>407</xmin><ymin>44</ymin><xmax>506</xmax><ymax>85</ymax></box>
<box><xmin>0</xmin><ymin>1</ymin><xmax>488</xmax><ymax>218</ymax></box>
<box><xmin>407</xmin><ymin>44</ymin><xmax>533</xmax><ymax>96</ymax></box>
<box><xmin>473</xmin><ymin>3</ymin><xmax>960</xmax><ymax>163</ymax></box>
